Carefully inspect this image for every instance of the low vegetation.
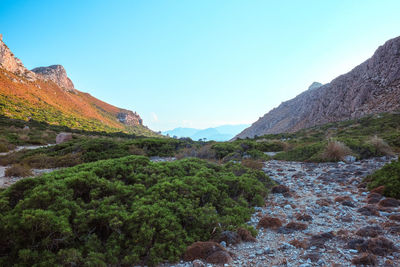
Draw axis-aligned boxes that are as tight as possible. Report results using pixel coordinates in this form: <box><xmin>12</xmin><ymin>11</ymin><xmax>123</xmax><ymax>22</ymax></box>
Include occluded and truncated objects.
<box><xmin>366</xmin><ymin>158</ymin><xmax>400</xmax><ymax>199</ymax></box>
<box><xmin>0</xmin><ymin>156</ymin><xmax>273</xmax><ymax>265</ymax></box>
<box><xmin>253</xmin><ymin>113</ymin><xmax>400</xmax><ymax>162</ymax></box>
<box><xmin>4</xmin><ymin>164</ymin><xmax>32</xmax><ymax>177</ymax></box>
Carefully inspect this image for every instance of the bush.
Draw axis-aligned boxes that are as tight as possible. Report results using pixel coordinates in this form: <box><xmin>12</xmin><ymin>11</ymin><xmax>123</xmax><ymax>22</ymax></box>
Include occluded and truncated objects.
<box><xmin>241</xmin><ymin>159</ymin><xmax>264</xmax><ymax>170</ymax></box>
<box><xmin>5</xmin><ymin>164</ymin><xmax>32</xmax><ymax>177</ymax></box>
<box><xmin>274</xmin><ymin>143</ymin><xmax>325</xmax><ymax>162</ymax></box>
<box><xmin>255</xmin><ymin>140</ymin><xmax>286</xmax><ymax>152</ymax></box>
<box><xmin>0</xmin><ymin>143</ymin><xmax>9</xmax><ymax>153</ymax></box>
<box><xmin>0</xmin><ymin>156</ymin><xmax>273</xmax><ymax>266</ymax></box>
<box><xmin>367</xmin><ymin>159</ymin><xmax>400</xmax><ymax>198</ymax></box>
<box><xmin>368</xmin><ymin>135</ymin><xmax>394</xmax><ymax>156</ymax></box>
<box><xmin>322</xmin><ymin>141</ymin><xmax>352</xmax><ymax>161</ymax></box>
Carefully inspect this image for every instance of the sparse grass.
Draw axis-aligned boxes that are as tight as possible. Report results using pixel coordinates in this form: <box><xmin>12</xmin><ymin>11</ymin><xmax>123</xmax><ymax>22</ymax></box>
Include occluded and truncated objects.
<box><xmin>5</xmin><ymin>164</ymin><xmax>32</xmax><ymax>177</ymax></box>
<box><xmin>368</xmin><ymin>135</ymin><xmax>394</xmax><ymax>156</ymax></box>
<box><xmin>241</xmin><ymin>158</ymin><xmax>264</xmax><ymax>170</ymax></box>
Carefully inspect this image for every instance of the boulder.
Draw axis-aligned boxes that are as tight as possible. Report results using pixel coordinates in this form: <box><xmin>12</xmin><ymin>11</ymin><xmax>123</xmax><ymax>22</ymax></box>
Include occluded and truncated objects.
<box><xmin>56</xmin><ymin>132</ymin><xmax>72</xmax><ymax>144</ymax></box>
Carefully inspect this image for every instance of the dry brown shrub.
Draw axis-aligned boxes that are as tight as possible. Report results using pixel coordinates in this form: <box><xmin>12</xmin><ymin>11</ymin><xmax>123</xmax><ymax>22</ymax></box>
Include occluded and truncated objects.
<box><xmin>368</xmin><ymin>135</ymin><xmax>394</xmax><ymax>156</ymax></box>
<box><xmin>241</xmin><ymin>159</ymin><xmax>264</xmax><ymax>170</ymax></box>
<box><xmin>196</xmin><ymin>144</ymin><xmax>216</xmax><ymax>159</ymax></box>
<box><xmin>322</xmin><ymin>140</ymin><xmax>352</xmax><ymax>161</ymax></box>
<box><xmin>289</xmin><ymin>239</ymin><xmax>308</xmax><ymax>249</ymax></box>
<box><xmin>55</xmin><ymin>153</ymin><xmax>83</xmax><ymax>167</ymax></box>
<box><xmin>175</xmin><ymin>147</ymin><xmax>198</xmax><ymax>159</ymax></box>
<box><xmin>257</xmin><ymin>216</ymin><xmax>283</xmax><ymax>229</ymax></box>
<box><xmin>5</xmin><ymin>164</ymin><xmax>32</xmax><ymax>177</ymax></box>
<box><xmin>18</xmin><ymin>134</ymin><xmax>30</xmax><ymax>142</ymax></box>
<box><xmin>129</xmin><ymin>145</ymin><xmax>146</xmax><ymax>156</ymax></box>
<box><xmin>23</xmin><ymin>153</ymin><xmax>53</xmax><ymax>168</ymax></box>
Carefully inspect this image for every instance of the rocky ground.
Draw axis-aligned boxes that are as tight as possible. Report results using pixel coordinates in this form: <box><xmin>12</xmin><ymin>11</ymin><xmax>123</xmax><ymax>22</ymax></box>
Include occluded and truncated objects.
<box><xmin>166</xmin><ymin>156</ymin><xmax>400</xmax><ymax>267</ymax></box>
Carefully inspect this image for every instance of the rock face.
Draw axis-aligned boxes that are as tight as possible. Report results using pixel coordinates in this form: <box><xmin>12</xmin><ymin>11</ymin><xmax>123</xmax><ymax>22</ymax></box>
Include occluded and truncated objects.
<box><xmin>56</xmin><ymin>132</ymin><xmax>73</xmax><ymax>144</ymax></box>
<box><xmin>0</xmin><ymin>34</ymin><xmax>36</xmax><ymax>80</ymax></box>
<box><xmin>32</xmin><ymin>65</ymin><xmax>75</xmax><ymax>91</ymax></box>
<box><xmin>117</xmin><ymin>110</ymin><xmax>143</xmax><ymax>126</ymax></box>
<box><xmin>236</xmin><ymin>36</ymin><xmax>400</xmax><ymax>139</ymax></box>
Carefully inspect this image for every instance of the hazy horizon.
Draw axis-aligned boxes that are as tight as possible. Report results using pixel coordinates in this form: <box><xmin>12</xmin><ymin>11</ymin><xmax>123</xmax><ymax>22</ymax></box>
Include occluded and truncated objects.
<box><xmin>1</xmin><ymin>0</ymin><xmax>400</xmax><ymax>131</ymax></box>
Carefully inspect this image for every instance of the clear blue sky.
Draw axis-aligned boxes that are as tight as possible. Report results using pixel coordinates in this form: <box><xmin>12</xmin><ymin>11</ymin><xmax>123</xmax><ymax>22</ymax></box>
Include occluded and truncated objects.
<box><xmin>1</xmin><ymin>0</ymin><xmax>400</xmax><ymax>131</ymax></box>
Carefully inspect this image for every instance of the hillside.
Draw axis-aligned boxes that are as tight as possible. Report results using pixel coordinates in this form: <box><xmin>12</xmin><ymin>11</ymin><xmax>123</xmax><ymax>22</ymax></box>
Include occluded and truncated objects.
<box><xmin>236</xmin><ymin>36</ymin><xmax>400</xmax><ymax>139</ymax></box>
<box><xmin>0</xmin><ymin>35</ymin><xmax>155</xmax><ymax>136</ymax></box>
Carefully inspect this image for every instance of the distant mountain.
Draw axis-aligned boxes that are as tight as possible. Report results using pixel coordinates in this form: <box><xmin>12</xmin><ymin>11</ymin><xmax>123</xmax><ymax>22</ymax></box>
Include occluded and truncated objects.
<box><xmin>163</xmin><ymin>124</ymin><xmax>250</xmax><ymax>141</ymax></box>
<box><xmin>236</xmin><ymin>36</ymin><xmax>400</xmax><ymax>139</ymax></box>
<box><xmin>0</xmin><ymin>34</ymin><xmax>156</xmax><ymax>136</ymax></box>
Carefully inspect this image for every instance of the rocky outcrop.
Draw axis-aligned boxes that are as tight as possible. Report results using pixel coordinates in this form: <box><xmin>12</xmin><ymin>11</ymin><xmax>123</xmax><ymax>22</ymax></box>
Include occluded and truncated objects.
<box><xmin>236</xmin><ymin>36</ymin><xmax>400</xmax><ymax>139</ymax></box>
<box><xmin>32</xmin><ymin>65</ymin><xmax>75</xmax><ymax>91</ymax></box>
<box><xmin>117</xmin><ymin>110</ymin><xmax>143</xmax><ymax>126</ymax></box>
<box><xmin>0</xmin><ymin>34</ymin><xmax>36</xmax><ymax>81</ymax></box>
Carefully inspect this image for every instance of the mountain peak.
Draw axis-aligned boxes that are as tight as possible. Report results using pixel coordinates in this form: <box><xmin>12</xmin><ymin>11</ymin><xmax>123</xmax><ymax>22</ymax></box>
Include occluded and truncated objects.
<box><xmin>32</xmin><ymin>64</ymin><xmax>75</xmax><ymax>91</ymax></box>
<box><xmin>308</xmin><ymin>82</ymin><xmax>323</xmax><ymax>90</ymax></box>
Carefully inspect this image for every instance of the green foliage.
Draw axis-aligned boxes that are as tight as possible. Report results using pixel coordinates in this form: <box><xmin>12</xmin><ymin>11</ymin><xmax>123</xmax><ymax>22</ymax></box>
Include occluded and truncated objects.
<box><xmin>252</xmin><ymin>112</ymin><xmax>400</xmax><ymax>162</ymax></box>
<box><xmin>367</xmin><ymin>158</ymin><xmax>400</xmax><ymax>199</ymax></box>
<box><xmin>1</xmin><ymin>137</ymin><xmax>195</xmax><ymax>168</ymax></box>
<box><xmin>0</xmin><ymin>156</ymin><xmax>273</xmax><ymax>266</ymax></box>
<box><xmin>274</xmin><ymin>143</ymin><xmax>325</xmax><ymax>162</ymax></box>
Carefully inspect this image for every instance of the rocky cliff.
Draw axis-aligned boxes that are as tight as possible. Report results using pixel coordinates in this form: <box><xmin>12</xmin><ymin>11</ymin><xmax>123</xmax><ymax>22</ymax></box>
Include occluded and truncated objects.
<box><xmin>32</xmin><ymin>65</ymin><xmax>75</xmax><ymax>92</ymax></box>
<box><xmin>235</xmin><ymin>36</ymin><xmax>400</xmax><ymax>139</ymax></box>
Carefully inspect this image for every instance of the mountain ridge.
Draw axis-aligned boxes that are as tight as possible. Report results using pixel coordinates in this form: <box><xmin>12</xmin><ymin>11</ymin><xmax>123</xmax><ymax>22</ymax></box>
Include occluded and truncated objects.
<box><xmin>0</xmin><ymin>34</ymin><xmax>154</xmax><ymax>135</ymax></box>
<box><xmin>235</xmin><ymin>36</ymin><xmax>400</xmax><ymax>139</ymax></box>
<box><xmin>164</xmin><ymin>124</ymin><xmax>250</xmax><ymax>141</ymax></box>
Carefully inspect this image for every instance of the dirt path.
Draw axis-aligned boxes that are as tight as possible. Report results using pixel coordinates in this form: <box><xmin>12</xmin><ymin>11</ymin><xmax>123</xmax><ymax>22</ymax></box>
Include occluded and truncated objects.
<box><xmin>169</xmin><ymin>156</ymin><xmax>400</xmax><ymax>266</ymax></box>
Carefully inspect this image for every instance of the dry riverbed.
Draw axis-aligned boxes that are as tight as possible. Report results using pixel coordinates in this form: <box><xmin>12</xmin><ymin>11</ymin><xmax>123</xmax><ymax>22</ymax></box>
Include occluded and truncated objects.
<box><xmin>166</xmin><ymin>156</ymin><xmax>400</xmax><ymax>267</ymax></box>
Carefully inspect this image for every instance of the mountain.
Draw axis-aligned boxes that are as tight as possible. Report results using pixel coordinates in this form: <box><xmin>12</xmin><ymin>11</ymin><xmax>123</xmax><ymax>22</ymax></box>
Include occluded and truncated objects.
<box><xmin>0</xmin><ymin>34</ymin><xmax>154</xmax><ymax>136</ymax></box>
<box><xmin>163</xmin><ymin>124</ymin><xmax>250</xmax><ymax>141</ymax></box>
<box><xmin>236</xmin><ymin>36</ymin><xmax>400</xmax><ymax>139</ymax></box>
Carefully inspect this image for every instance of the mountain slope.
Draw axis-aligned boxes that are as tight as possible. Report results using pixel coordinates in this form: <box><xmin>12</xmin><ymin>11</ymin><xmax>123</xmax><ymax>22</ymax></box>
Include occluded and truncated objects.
<box><xmin>0</xmin><ymin>35</ymin><xmax>154</xmax><ymax>136</ymax></box>
<box><xmin>236</xmin><ymin>36</ymin><xmax>400</xmax><ymax>139</ymax></box>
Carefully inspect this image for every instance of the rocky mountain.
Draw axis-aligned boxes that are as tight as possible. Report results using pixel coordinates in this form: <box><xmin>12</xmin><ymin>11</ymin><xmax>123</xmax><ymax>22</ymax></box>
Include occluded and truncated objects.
<box><xmin>32</xmin><ymin>65</ymin><xmax>75</xmax><ymax>92</ymax></box>
<box><xmin>0</xmin><ymin>34</ymin><xmax>154</xmax><ymax>136</ymax></box>
<box><xmin>236</xmin><ymin>36</ymin><xmax>400</xmax><ymax>139</ymax></box>
<box><xmin>164</xmin><ymin>124</ymin><xmax>250</xmax><ymax>141</ymax></box>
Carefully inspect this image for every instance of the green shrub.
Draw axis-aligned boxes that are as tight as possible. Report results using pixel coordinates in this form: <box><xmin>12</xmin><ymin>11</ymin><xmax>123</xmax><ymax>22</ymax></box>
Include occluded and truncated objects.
<box><xmin>0</xmin><ymin>156</ymin><xmax>273</xmax><ymax>266</ymax></box>
<box><xmin>367</xmin><ymin>159</ymin><xmax>400</xmax><ymax>198</ymax></box>
<box><xmin>274</xmin><ymin>143</ymin><xmax>325</xmax><ymax>162</ymax></box>
<box><xmin>255</xmin><ymin>140</ymin><xmax>286</xmax><ymax>152</ymax></box>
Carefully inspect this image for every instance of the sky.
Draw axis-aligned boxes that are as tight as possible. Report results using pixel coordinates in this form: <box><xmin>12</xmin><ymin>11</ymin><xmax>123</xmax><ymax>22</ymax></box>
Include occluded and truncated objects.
<box><xmin>1</xmin><ymin>0</ymin><xmax>400</xmax><ymax>131</ymax></box>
